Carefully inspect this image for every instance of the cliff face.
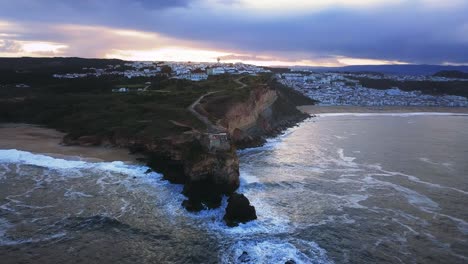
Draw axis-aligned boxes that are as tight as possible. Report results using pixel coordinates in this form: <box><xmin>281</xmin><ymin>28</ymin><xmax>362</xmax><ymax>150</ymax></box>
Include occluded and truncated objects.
<box><xmin>220</xmin><ymin>85</ymin><xmax>278</xmax><ymax>135</ymax></box>
<box><xmin>134</xmin><ymin>131</ymin><xmax>240</xmax><ymax>211</ymax></box>
<box><xmin>216</xmin><ymin>83</ymin><xmax>311</xmax><ymax>148</ymax></box>
<box><xmin>142</xmin><ymin>80</ymin><xmax>311</xmax><ymax>211</ymax></box>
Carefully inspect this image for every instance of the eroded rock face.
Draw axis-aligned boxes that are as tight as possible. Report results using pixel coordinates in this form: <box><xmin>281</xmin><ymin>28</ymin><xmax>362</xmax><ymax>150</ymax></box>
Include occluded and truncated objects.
<box><xmin>220</xmin><ymin>85</ymin><xmax>277</xmax><ymax>136</ymax></box>
<box><xmin>224</xmin><ymin>193</ymin><xmax>257</xmax><ymax>227</ymax></box>
<box><xmin>145</xmin><ymin>131</ymin><xmax>240</xmax><ymax>211</ymax></box>
<box><xmin>213</xmin><ymin>84</ymin><xmax>310</xmax><ymax>149</ymax></box>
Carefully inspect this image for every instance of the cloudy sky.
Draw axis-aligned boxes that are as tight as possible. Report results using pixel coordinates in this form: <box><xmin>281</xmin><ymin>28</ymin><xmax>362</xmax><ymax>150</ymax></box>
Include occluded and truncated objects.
<box><xmin>0</xmin><ymin>0</ymin><xmax>467</xmax><ymax>66</ymax></box>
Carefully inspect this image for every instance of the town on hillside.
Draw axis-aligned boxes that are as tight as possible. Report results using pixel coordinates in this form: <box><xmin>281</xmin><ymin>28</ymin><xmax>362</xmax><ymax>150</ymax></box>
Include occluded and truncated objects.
<box><xmin>277</xmin><ymin>71</ymin><xmax>468</xmax><ymax>107</ymax></box>
<box><xmin>52</xmin><ymin>61</ymin><xmax>270</xmax><ymax>82</ymax></box>
<box><xmin>13</xmin><ymin>59</ymin><xmax>468</xmax><ymax>107</ymax></box>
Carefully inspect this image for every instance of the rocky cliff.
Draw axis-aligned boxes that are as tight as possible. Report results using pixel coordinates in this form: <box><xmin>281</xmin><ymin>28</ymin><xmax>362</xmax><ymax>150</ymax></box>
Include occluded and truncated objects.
<box><xmin>201</xmin><ymin>79</ymin><xmax>312</xmax><ymax>149</ymax></box>
<box><xmin>140</xmin><ymin>79</ymin><xmax>312</xmax><ymax>218</ymax></box>
<box><xmin>63</xmin><ymin>78</ymin><xmax>313</xmax><ymax>225</ymax></box>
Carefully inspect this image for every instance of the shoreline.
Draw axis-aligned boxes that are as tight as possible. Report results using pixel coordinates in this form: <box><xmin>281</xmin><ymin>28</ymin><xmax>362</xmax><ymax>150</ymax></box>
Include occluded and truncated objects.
<box><xmin>298</xmin><ymin>105</ymin><xmax>468</xmax><ymax>115</ymax></box>
<box><xmin>0</xmin><ymin>123</ymin><xmax>140</xmax><ymax>163</ymax></box>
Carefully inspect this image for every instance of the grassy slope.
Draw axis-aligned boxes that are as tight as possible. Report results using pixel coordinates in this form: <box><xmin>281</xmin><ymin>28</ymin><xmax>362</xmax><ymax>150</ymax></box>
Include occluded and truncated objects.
<box><xmin>0</xmin><ymin>59</ymin><xmax>258</xmax><ymax>141</ymax></box>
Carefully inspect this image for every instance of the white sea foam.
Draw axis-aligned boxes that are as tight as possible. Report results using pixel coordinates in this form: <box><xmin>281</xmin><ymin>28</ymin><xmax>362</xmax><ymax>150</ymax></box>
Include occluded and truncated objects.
<box><xmin>334</xmin><ymin>135</ymin><xmax>347</xmax><ymax>139</ymax></box>
<box><xmin>370</xmin><ymin>164</ymin><xmax>468</xmax><ymax>196</ymax></box>
<box><xmin>0</xmin><ymin>164</ymin><xmax>10</xmax><ymax>180</ymax></box>
<box><xmin>237</xmin><ymin>123</ymin><xmax>304</xmax><ymax>155</ymax></box>
<box><xmin>64</xmin><ymin>188</ymin><xmax>94</xmax><ymax>199</ymax></box>
<box><xmin>221</xmin><ymin>238</ymin><xmax>332</xmax><ymax>264</ymax></box>
<box><xmin>180</xmin><ymin>192</ymin><xmax>292</xmax><ymax>236</ymax></box>
<box><xmin>362</xmin><ymin>175</ymin><xmax>440</xmax><ymax>212</ymax></box>
<box><xmin>0</xmin><ymin>149</ymin><xmax>162</xmax><ymax>179</ymax></box>
<box><xmin>239</xmin><ymin>169</ymin><xmax>261</xmax><ymax>185</ymax></box>
<box><xmin>419</xmin><ymin>157</ymin><xmax>454</xmax><ymax>168</ymax></box>
<box><xmin>0</xmin><ymin>217</ymin><xmax>66</xmax><ymax>246</ymax></box>
<box><xmin>335</xmin><ymin>148</ymin><xmax>358</xmax><ymax>168</ymax></box>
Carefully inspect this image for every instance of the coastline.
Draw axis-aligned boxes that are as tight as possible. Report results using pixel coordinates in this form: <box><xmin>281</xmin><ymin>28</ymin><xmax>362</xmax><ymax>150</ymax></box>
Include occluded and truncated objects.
<box><xmin>298</xmin><ymin>105</ymin><xmax>468</xmax><ymax>114</ymax></box>
<box><xmin>0</xmin><ymin>123</ymin><xmax>139</xmax><ymax>163</ymax></box>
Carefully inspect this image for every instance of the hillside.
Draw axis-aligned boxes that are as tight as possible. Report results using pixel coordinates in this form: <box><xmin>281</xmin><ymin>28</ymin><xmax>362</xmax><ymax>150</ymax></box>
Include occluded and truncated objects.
<box><xmin>0</xmin><ymin>57</ymin><xmax>313</xmax><ymax>226</ymax></box>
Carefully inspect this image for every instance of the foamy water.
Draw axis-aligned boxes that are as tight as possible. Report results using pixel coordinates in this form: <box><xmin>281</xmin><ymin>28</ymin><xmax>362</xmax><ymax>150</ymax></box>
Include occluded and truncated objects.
<box><xmin>1</xmin><ymin>114</ymin><xmax>467</xmax><ymax>263</ymax></box>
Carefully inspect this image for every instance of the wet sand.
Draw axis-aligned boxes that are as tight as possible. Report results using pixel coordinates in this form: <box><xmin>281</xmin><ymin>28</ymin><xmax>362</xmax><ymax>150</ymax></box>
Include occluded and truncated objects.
<box><xmin>0</xmin><ymin>123</ymin><xmax>139</xmax><ymax>163</ymax></box>
<box><xmin>298</xmin><ymin>105</ymin><xmax>468</xmax><ymax>114</ymax></box>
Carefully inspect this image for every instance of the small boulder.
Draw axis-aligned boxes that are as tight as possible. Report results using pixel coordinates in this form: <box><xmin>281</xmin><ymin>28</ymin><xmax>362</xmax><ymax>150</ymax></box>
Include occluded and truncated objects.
<box><xmin>224</xmin><ymin>193</ymin><xmax>257</xmax><ymax>227</ymax></box>
<box><xmin>238</xmin><ymin>251</ymin><xmax>252</xmax><ymax>262</ymax></box>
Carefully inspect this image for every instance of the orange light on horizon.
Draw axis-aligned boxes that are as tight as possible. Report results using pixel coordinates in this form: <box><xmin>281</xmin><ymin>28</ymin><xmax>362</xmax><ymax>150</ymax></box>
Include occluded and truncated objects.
<box><xmin>21</xmin><ymin>42</ymin><xmax>68</xmax><ymax>53</ymax></box>
<box><xmin>105</xmin><ymin>47</ymin><xmax>231</xmax><ymax>62</ymax></box>
<box><xmin>104</xmin><ymin>47</ymin><xmax>408</xmax><ymax>67</ymax></box>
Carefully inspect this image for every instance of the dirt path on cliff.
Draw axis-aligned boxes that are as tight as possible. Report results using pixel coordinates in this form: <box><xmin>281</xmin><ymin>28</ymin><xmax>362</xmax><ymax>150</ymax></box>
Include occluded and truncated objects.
<box><xmin>188</xmin><ymin>91</ymin><xmax>223</xmax><ymax>132</ymax></box>
<box><xmin>234</xmin><ymin>76</ymin><xmax>247</xmax><ymax>90</ymax></box>
<box><xmin>188</xmin><ymin>76</ymin><xmax>248</xmax><ymax>133</ymax></box>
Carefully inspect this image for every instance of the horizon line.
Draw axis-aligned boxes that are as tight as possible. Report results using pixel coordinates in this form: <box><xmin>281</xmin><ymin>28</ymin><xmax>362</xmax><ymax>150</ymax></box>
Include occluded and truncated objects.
<box><xmin>1</xmin><ymin>56</ymin><xmax>468</xmax><ymax>68</ymax></box>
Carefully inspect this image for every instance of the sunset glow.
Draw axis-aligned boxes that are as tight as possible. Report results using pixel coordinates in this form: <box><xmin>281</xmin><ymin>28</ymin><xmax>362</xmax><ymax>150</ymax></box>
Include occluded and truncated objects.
<box><xmin>0</xmin><ymin>0</ymin><xmax>467</xmax><ymax>65</ymax></box>
<box><xmin>21</xmin><ymin>42</ymin><xmax>68</xmax><ymax>53</ymax></box>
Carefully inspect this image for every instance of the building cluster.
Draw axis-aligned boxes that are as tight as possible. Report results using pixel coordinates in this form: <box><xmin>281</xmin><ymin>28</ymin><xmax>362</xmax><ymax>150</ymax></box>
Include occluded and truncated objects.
<box><xmin>53</xmin><ymin>62</ymin><xmax>164</xmax><ymax>79</ymax></box>
<box><xmin>277</xmin><ymin>72</ymin><xmax>468</xmax><ymax>107</ymax></box>
<box><xmin>348</xmin><ymin>73</ymin><xmax>468</xmax><ymax>82</ymax></box>
<box><xmin>52</xmin><ymin>61</ymin><xmax>270</xmax><ymax>82</ymax></box>
<box><xmin>170</xmin><ymin>62</ymin><xmax>270</xmax><ymax>81</ymax></box>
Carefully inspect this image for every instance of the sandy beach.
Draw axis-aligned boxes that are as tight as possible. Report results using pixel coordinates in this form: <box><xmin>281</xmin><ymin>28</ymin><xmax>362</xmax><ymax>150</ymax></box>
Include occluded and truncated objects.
<box><xmin>0</xmin><ymin>123</ymin><xmax>139</xmax><ymax>163</ymax></box>
<box><xmin>298</xmin><ymin>105</ymin><xmax>468</xmax><ymax>115</ymax></box>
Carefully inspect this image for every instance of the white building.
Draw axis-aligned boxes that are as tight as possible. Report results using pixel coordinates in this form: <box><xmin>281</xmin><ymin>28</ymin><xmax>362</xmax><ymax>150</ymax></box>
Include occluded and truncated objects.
<box><xmin>207</xmin><ymin>67</ymin><xmax>225</xmax><ymax>75</ymax></box>
<box><xmin>112</xmin><ymin>87</ymin><xmax>129</xmax><ymax>92</ymax></box>
<box><xmin>190</xmin><ymin>72</ymin><xmax>208</xmax><ymax>81</ymax></box>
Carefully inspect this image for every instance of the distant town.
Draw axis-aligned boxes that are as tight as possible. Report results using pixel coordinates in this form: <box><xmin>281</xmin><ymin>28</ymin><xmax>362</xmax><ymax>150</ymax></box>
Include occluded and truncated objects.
<box><xmin>278</xmin><ymin>71</ymin><xmax>468</xmax><ymax>107</ymax></box>
<box><xmin>19</xmin><ymin>60</ymin><xmax>468</xmax><ymax>107</ymax></box>
<box><xmin>52</xmin><ymin>61</ymin><xmax>270</xmax><ymax>82</ymax></box>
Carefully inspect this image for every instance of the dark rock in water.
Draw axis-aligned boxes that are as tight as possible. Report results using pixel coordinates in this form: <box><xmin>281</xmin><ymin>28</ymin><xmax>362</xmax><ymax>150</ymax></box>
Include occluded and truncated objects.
<box><xmin>285</xmin><ymin>260</ymin><xmax>296</xmax><ymax>264</ymax></box>
<box><xmin>238</xmin><ymin>251</ymin><xmax>252</xmax><ymax>262</ymax></box>
<box><xmin>144</xmin><ymin>169</ymin><xmax>152</xmax><ymax>174</ymax></box>
<box><xmin>224</xmin><ymin>193</ymin><xmax>257</xmax><ymax>227</ymax></box>
<box><xmin>182</xmin><ymin>180</ymin><xmax>223</xmax><ymax>211</ymax></box>
<box><xmin>181</xmin><ymin>199</ymin><xmax>205</xmax><ymax>212</ymax></box>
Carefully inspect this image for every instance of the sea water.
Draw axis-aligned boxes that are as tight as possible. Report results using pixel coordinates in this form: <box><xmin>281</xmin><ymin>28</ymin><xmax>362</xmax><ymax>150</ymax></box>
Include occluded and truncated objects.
<box><xmin>0</xmin><ymin>114</ymin><xmax>467</xmax><ymax>263</ymax></box>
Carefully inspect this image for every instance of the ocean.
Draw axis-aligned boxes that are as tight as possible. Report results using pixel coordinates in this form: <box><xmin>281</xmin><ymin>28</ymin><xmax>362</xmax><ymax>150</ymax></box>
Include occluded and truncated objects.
<box><xmin>1</xmin><ymin>113</ymin><xmax>467</xmax><ymax>263</ymax></box>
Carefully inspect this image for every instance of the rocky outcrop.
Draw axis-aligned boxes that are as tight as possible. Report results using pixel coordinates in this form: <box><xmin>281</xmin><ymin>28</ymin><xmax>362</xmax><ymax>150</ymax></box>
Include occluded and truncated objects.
<box><xmin>143</xmin><ymin>131</ymin><xmax>240</xmax><ymax>211</ymax></box>
<box><xmin>62</xmin><ymin>78</ymin><xmax>313</xmax><ymax>227</ymax></box>
<box><xmin>224</xmin><ymin>193</ymin><xmax>257</xmax><ymax>227</ymax></box>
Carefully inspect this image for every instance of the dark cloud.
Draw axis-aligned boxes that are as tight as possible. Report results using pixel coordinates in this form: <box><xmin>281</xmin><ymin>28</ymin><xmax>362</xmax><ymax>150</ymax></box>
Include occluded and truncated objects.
<box><xmin>0</xmin><ymin>0</ymin><xmax>467</xmax><ymax>64</ymax></box>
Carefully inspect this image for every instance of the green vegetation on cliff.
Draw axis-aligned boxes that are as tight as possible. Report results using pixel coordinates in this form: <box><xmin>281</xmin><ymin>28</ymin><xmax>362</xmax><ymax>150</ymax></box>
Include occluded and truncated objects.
<box><xmin>0</xmin><ymin>58</ymin><xmax>276</xmax><ymax>142</ymax></box>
